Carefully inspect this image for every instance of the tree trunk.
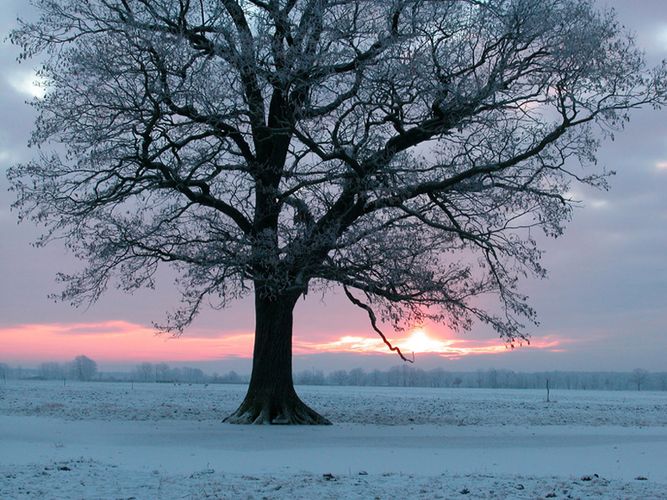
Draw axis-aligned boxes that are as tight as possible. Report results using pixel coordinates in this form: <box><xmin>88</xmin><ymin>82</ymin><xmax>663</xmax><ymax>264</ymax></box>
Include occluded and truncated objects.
<box><xmin>225</xmin><ymin>293</ymin><xmax>331</xmax><ymax>425</ymax></box>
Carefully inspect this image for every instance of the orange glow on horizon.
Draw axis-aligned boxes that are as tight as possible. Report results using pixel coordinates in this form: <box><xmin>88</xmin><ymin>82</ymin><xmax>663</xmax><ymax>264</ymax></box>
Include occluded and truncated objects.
<box><xmin>401</xmin><ymin>328</ymin><xmax>448</xmax><ymax>354</ymax></box>
<box><xmin>0</xmin><ymin>321</ymin><xmax>565</xmax><ymax>365</ymax></box>
<box><xmin>296</xmin><ymin>327</ymin><xmax>563</xmax><ymax>359</ymax></box>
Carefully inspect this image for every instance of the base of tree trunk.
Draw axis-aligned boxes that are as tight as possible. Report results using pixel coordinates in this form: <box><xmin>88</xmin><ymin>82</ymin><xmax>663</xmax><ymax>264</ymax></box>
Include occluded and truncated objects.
<box><xmin>224</xmin><ymin>391</ymin><xmax>331</xmax><ymax>425</ymax></box>
<box><xmin>225</xmin><ymin>293</ymin><xmax>331</xmax><ymax>424</ymax></box>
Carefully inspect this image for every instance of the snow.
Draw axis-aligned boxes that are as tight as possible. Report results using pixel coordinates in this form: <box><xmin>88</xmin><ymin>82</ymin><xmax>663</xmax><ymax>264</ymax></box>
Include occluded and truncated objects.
<box><xmin>1</xmin><ymin>381</ymin><xmax>666</xmax><ymax>499</ymax></box>
<box><xmin>3</xmin><ymin>381</ymin><xmax>667</xmax><ymax>426</ymax></box>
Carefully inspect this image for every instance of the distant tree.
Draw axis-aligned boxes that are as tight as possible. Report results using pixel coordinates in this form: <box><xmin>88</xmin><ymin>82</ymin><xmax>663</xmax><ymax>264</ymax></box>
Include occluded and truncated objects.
<box><xmin>295</xmin><ymin>368</ymin><xmax>325</xmax><ymax>385</ymax></box>
<box><xmin>155</xmin><ymin>363</ymin><xmax>170</xmax><ymax>382</ymax></box>
<box><xmin>475</xmin><ymin>370</ymin><xmax>484</xmax><ymax>389</ymax></box>
<box><xmin>329</xmin><ymin>370</ymin><xmax>350</xmax><ymax>386</ymax></box>
<box><xmin>135</xmin><ymin>362</ymin><xmax>155</xmax><ymax>382</ymax></box>
<box><xmin>181</xmin><ymin>367</ymin><xmax>205</xmax><ymax>383</ymax></box>
<box><xmin>348</xmin><ymin>368</ymin><xmax>366</xmax><ymax>386</ymax></box>
<box><xmin>311</xmin><ymin>369</ymin><xmax>326</xmax><ymax>385</ymax></box>
<box><xmin>221</xmin><ymin>370</ymin><xmax>242</xmax><ymax>384</ymax></box>
<box><xmin>38</xmin><ymin>362</ymin><xmax>65</xmax><ymax>380</ymax></box>
<box><xmin>487</xmin><ymin>369</ymin><xmax>499</xmax><ymax>389</ymax></box>
<box><xmin>70</xmin><ymin>355</ymin><xmax>97</xmax><ymax>381</ymax></box>
<box><xmin>369</xmin><ymin>369</ymin><xmax>383</xmax><ymax>386</ymax></box>
<box><xmin>659</xmin><ymin>373</ymin><xmax>667</xmax><ymax>392</ymax></box>
<box><xmin>631</xmin><ymin>369</ymin><xmax>648</xmax><ymax>391</ymax></box>
<box><xmin>170</xmin><ymin>367</ymin><xmax>183</xmax><ymax>382</ymax></box>
<box><xmin>9</xmin><ymin>0</ymin><xmax>666</xmax><ymax>423</ymax></box>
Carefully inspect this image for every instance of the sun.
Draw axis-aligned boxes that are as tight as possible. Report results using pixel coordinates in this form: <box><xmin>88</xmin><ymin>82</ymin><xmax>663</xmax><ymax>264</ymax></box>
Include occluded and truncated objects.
<box><xmin>401</xmin><ymin>328</ymin><xmax>447</xmax><ymax>354</ymax></box>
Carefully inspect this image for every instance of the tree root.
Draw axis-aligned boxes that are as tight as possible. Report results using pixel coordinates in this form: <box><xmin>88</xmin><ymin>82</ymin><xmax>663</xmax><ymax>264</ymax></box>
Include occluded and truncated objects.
<box><xmin>224</xmin><ymin>394</ymin><xmax>331</xmax><ymax>425</ymax></box>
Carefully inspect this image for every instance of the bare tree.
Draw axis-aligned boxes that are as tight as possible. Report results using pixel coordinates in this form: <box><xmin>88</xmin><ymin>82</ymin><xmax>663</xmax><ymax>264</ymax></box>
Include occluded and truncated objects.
<box><xmin>155</xmin><ymin>362</ymin><xmax>170</xmax><ymax>382</ymax></box>
<box><xmin>39</xmin><ymin>362</ymin><xmax>65</xmax><ymax>380</ymax></box>
<box><xmin>9</xmin><ymin>0</ymin><xmax>665</xmax><ymax>424</ymax></box>
<box><xmin>70</xmin><ymin>355</ymin><xmax>98</xmax><ymax>381</ymax></box>
<box><xmin>134</xmin><ymin>362</ymin><xmax>155</xmax><ymax>382</ymax></box>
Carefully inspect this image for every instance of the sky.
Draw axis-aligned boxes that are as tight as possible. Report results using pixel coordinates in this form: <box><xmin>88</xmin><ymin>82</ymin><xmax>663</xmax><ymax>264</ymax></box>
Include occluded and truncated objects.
<box><xmin>1</xmin><ymin>1</ymin><xmax>666</xmax><ymax>374</ymax></box>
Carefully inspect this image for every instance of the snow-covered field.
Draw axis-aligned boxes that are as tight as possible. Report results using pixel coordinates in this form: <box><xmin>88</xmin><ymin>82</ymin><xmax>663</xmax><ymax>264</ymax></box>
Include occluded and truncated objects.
<box><xmin>1</xmin><ymin>381</ymin><xmax>666</xmax><ymax>499</ymax></box>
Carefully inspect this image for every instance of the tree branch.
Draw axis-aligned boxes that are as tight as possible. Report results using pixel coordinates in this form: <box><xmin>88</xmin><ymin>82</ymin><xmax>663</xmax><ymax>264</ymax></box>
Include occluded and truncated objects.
<box><xmin>343</xmin><ymin>285</ymin><xmax>414</xmax><ymax>363</ymax></box>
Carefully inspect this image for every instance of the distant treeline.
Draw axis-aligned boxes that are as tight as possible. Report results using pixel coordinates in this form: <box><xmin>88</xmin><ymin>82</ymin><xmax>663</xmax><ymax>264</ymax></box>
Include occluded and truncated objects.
<box><xmin>0</xmin><ymin>356</ymin><xmax>99</xmax><ymax>382</ymax></box>
<box><xmin>0</xmin><ymin>360</ymin><xmax>665</xmax><ymax>391</ymax></box>
<box><xmin>293</xmin><ymin>366</ymin><xmax>665</xmax><ymax>391</ymax></box>
<box><xmin>0</xmin><ymin>360</ymin><xmax>208</xmax><ymax>385</ymax></box>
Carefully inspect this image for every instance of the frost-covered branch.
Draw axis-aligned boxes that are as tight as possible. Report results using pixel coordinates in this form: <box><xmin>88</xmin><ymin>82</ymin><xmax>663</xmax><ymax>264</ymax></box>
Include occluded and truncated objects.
<box><xmin>9</xmin><ymin>0</ymin><xmax>667</xmax><ymax>353</ymax></box>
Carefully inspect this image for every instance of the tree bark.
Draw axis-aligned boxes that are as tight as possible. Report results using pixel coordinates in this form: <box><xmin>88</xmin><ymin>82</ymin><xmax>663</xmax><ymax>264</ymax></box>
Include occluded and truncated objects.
<box><xmin>225</xmin><ymin>292</ymin><xmax>331</xmax><ymax>424</ymax></box>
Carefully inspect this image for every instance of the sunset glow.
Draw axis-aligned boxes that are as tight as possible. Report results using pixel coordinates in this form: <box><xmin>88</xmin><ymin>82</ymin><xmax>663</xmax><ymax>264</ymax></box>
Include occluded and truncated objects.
<box><xmin>0</xmin><ymin>321</ymin><xmax>254</xmax><ymax>363</ymax></box>
<box><xmin>298</xmin><ymin>328</ymin><xmax>562</xmax><ymax>359</ymax></box>
<box><xmin>0</xmin><ymin>321</ymin><xmax>565</xmax><ymax>365</ymax></box>
<box><xmin>401</xmin><ymin>328</ymin><xmax>450</xmax><ymax>353</ymax></box>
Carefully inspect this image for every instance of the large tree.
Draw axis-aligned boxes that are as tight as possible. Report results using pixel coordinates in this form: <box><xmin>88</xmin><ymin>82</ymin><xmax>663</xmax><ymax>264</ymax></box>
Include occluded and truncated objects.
<box><xmin>9</xmin><ymin>0</ymin><xmax>665</xmax><ymax>424</ymax></box>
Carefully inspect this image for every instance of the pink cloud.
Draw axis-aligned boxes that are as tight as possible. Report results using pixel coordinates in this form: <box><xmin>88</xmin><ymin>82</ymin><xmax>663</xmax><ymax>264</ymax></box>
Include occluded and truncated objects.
<box><xmin>0</xmin><ymin>321</ymin><xmax>253</xmax><ymax>363</ymax></box>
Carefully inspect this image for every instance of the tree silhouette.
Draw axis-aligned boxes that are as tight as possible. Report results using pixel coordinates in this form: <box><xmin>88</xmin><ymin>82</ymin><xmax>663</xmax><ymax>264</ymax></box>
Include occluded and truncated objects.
<box><xmin>71</xmin><ymin>355</ymin><xmax>97</xmax><ymax>381</ymax></box>
<box><xmin>9</xmin><ymin>0</ymin><xmax>666</xmax><ymax>423</ymax></box>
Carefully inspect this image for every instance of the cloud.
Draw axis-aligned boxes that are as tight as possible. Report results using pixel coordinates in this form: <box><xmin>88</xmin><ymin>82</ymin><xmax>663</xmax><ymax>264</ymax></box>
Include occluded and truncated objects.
<box><xmin>564</xmin><ymin>188</ymin><xmax>611</xmax><ymax>211</ymax></box>
<box><xmin>6</xmin><ymin>70</ymin><xmax>45</xmax><ymax>99</ymax></box>
<box><xmin>295</xmin><ymin>328</ymin><xmax>564</xmax><ymax>360</ymax></box>
<box><xmin>588</xmin><ymin>198</ymin><xmax>610</xmax><ymax>210</ymax></box>
<box><xmin>0</xmin><ymin>150</ymin><xmax>13</xmax><ymax>163</ymax></box>
<box><xmin>656</xmin><ymin>161</ymin><xmax>667</xmax><ymax>171</ymax></box>
<box><xmin>52</xmin><ymin>321</ymin><xmax>152</xmax><ymax>336</ymax></box>
<box><xmin>0</xmin><ymin>321</ymin><xmax>254</xmax><ymax>363</ymax></box>
<box><xmin>655</xmin><ymin>25</ymin><xmax>667</xmax><ymax>52</ymax></box>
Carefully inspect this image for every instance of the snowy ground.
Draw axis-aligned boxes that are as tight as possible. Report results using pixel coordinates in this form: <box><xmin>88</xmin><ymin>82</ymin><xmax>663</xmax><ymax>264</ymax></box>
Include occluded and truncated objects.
<box><xmin>1</xmin><ymin>381</ymin><xmax>666</xmax><ymax>499</ymax></box>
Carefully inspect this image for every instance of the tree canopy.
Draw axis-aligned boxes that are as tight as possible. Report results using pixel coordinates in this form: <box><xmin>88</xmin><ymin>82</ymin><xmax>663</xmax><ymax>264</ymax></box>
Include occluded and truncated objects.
<box><xmin>9</xmin><ymin>0</ymin><xmax>666</xmax><ymax>423</ymax></box>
